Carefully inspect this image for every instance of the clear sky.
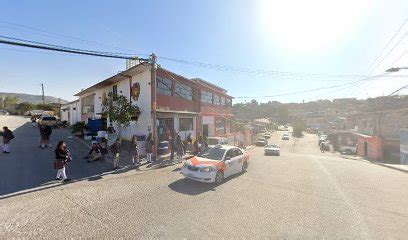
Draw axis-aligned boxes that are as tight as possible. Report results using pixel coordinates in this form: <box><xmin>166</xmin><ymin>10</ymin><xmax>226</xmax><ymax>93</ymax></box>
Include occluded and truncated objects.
<box><xmin>1</xmin><ymin>0</ymin><xmax>408</xmax><ymax>103</ymax></box>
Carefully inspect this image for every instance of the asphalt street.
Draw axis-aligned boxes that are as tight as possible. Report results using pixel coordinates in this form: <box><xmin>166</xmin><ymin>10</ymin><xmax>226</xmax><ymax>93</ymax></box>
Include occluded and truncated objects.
<box><xmin>1</xmin><ymin>116</ymin><xmax>407</xmax><ymax>239</ymax></box>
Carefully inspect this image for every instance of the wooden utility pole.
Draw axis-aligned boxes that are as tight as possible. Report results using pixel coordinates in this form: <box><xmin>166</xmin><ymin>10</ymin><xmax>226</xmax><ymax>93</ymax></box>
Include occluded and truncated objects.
<box><xmin>151</xmin><ymin>53</ymin><xmax>158</xmax><ymax>159</ymax></box>
<box><xmin>41</xmin><ymin>83</ymin><xmax>45</xmax><ymax>104</ymax></box>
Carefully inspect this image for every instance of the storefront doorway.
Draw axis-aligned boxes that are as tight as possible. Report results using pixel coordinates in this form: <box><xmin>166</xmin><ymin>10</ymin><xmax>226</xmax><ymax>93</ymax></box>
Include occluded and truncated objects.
<box><xmin>158</xmin><ymin>118</ymin><xmax>174</xmax><ymax>141</ymax></box>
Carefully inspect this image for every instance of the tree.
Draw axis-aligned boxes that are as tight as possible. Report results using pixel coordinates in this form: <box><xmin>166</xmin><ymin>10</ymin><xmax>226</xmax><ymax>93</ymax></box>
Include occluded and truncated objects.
<box><xmin>15</xmin><ymin>102</ymin><xmax>34</xmax><ymax>115</ymax></box>
<box><xmin>293</xmin><ymin>119</ymin><xmax>306</xmax><ymax>137</ymax></box>
<box><xmin>1</xmin><ymin>96</ymin><xmax>18</xmax><ymax>108</ymax></box>
<box><xmin>102</xmin><ymin>93</ymin><xmax>140</xmax><ymax>138</ymax></box>
<box><xmin>277</xmin><ymin>106</ymin><xmax>289</xmax><ymax>124</ymax></box>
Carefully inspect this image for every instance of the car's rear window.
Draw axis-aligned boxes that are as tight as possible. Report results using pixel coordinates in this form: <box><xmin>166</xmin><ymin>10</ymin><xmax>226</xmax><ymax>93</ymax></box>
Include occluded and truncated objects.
<box><xmin>43</xmin><ymin>117</ymin><xmax>56</xmax><ymax>121</ymax></box>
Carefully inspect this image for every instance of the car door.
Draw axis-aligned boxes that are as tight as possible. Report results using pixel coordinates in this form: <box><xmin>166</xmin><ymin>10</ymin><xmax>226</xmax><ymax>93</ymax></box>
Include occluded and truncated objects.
<box><xmin>232</xmin><ymin>148</ymin><xmax>244</xmax><ymax>174</ymax></box>
<box><xmin>223</xmin><ymin>149</ymin><xmax>236</xmax><ymax>178</ymax></box>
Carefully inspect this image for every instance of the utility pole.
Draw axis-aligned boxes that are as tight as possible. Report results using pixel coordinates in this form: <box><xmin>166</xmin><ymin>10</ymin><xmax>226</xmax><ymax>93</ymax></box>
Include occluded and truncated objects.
<box><xmin>41</xmin><ymin>83</ymin><xmax>45</xmax><ymax>104</ymax></box>
<box><xmin>151</xmin><ymin>53</ymin><xmax>158</xmax><ymax>160</ymax></box>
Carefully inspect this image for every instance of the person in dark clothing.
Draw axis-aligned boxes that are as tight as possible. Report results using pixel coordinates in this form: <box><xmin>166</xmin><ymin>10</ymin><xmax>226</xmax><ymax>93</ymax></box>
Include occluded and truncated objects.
<box><xmin>40</xmin><ymin>125</ymin><xmax>52</xmax><ymax>149</ymax></box>
<box><xmin>87</xmin><ymin>142</ymin><xmax>102</xmax><ymax>162</ymax></box>
<box><xmin>169</xmin><ymin>134</ymin><xmax>175</xmax><ymax>162</ymax></box>
<box><xmin>54</xmin><ymin>141</ymin><xmax>71</xmax><ymax>182</ymax></box>
<box><xmin>175</xmin><ymin>134</ymin><xmax>184</xmax><ymax>163</ymax></box>
<box><xmin>1</xmin><ymin>126</ymin><xmax>14</xmax><ymax>153</ymax></box>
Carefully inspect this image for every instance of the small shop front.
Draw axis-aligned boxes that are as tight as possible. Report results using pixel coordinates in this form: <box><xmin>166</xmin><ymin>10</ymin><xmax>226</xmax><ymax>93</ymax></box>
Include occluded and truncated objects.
<box><xmin>156</xmin><ymin>110</ymin><xmax>197</xmax><ymax>141</ymax></box>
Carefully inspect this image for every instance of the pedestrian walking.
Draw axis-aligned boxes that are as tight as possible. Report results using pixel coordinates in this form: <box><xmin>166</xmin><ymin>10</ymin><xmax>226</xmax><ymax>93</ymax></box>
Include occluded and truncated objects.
<box><xmin>1</xmin><ymin>126</ymin><xmax>14</xmax><ymax>153</ymax></box>
<box><xmin>40</xmin><ymin>124</ymin><xmax>52</xmax><ymax>149</ymax></box>
<box><xmin>54</xmin><ymin>141</ymin><xmax>71</xmax><ymax>182</ymax></box>
<box><xmin>175</xmin><ymin>134</ymin><xmax>184</xmax><ymax>163</ymax></box>
<box><xmin>320</xmin><ymin>142</ymin><xmax>325</xmax><ymax>153</ymax></box>
<box><xmin>31</xmin><ymin>115</ymin><xmax>37</xmax><ymax>127</ymax></box>
<box><xmin>111</xmin><ymin>138</ymin><xmax>121</xmax><ymax>169</ymax></box>
<box><xmin>145</xmin><ymin>134</ymin><xmax>154</xmax><ymax>163</ymax></box>
<box><xmin>169</xmin><ymin>134</ymin><xmax>175</xmax><ymax>162</ymax></box>
<box><xmin>131</xmin><ymin>135</ymin><xmax>140</xmax><ymax>165</ymax></box>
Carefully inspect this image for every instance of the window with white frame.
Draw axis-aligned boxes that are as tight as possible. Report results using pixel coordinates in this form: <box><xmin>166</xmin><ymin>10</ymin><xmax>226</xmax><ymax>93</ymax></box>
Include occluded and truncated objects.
<box><xmin>213</xmin><ymin>94</ymin><xmax>221</xmax><ymax>105</ymax></box>
<box><xmin>157</xmin><ymin>77</ymin><xmax>172</xmax><ymax>96</ymax></box>
<box><xmin>201</xmin><ymin>90</ymin><xmax>213</xmax><ymax>104</ymax></box>
<box><xmin>220</xmin><ymin>97</ymin><xmax>225</xmax><ymax>106</ymax></box>
<box><xmin>174</xmin><ymin>82</ymin><xmax>193</xmax><ymax>100</ymax></box>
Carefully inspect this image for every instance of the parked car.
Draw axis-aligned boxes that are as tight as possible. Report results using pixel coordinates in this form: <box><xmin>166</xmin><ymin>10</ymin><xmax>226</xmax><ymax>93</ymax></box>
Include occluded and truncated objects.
<box><xmin>182</xmin><ymin>145</ymin><xmax>249</xmax><ymax>183</ymax></box>
<box><xmin>206</xmin><ymin>137</ymin><xmax>229</xmax><ymax>147</ymax></box>
<box><xmin>340</xmin><ymin>145</ymin><xmax>356</xmax><ymax>155</ymax></box>
<box><xmin>282</xmin><ymin>133</ymin><xmax>290</xmax><ymax>140</ymax></box>
<box><xmin>38</xmin><ymin>115</ymin><xmax>57</xmax><ymax>127</ymax></box>
<box><xmin>263</xmin><ymin>132</ymin><xmax>271</xmax><ymax>139</ymax></box>
<box><xmin>264</xmin><ymin>144</ymin><xmax>280</xmax><ymax>156</ymax></box>
<box><xmin>0</xmin><ymin>110</ymin><xmax>9</xmax><ymax>115</ymax></box>
<box><xmin>256</xmin><ymin>138</ymin><xmax>268</xmax><ymax>146</ymax></box>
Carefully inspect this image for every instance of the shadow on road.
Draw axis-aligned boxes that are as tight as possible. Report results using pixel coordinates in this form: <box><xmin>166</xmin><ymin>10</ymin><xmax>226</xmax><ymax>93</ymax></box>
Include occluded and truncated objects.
<box><xmin>168</xmin><ymin>172</ymin><xmax>245</xmax><ymax>195</ymax></box>
<box><xmin>0</xmin><ymin>121</ymin><xmax>132</xmax><ymax>199</ymax></box>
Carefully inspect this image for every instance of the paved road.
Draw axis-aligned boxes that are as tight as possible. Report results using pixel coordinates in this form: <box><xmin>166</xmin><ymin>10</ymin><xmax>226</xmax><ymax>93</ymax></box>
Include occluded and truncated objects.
<box><xmin>1</xmin><ymin>117</ymin><xmax>407</xmax><ymax>239</ymax></box>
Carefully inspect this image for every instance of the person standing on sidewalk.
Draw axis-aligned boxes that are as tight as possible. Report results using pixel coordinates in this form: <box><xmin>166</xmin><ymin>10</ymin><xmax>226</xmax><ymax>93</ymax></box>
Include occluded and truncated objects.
<box><xmin>54</xmin><ymin>141</ymin><xmax>71</xmax><ymax>182</ymax></box>
<box><xmin>145</xmin><ymin>134</ymin><xmax>154</xmax><ymax>163</ymax></box>
<box><xmin>175</xmin><ymin>134</ymin><xmax>184</xmax><ymax>163</ymax></box>
<box><xmin>130</xmin><ymin>135</ymin><xmax>140</xmax><ymax>165</ymax></box>
<box><xmin>111</xmin><ymin>138</ymin><xmax>121</xmax><ymax>169</ymax></box>
<box><xmin>1</xmin><ymin>126</ymin><xmax>14</xmax><ymax>153</ymax></box>
<box><xmin>169</xmin><ymin>133</ymin><xmax>175</xmax><ymax>163</ymax></box>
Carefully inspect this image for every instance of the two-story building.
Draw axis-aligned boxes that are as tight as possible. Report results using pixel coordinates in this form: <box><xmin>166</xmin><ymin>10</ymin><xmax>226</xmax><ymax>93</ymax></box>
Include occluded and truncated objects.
<box><xmin>73</xmin><ymin>62</ymin><xmax>235</xmax><ymax>143</ymax></box>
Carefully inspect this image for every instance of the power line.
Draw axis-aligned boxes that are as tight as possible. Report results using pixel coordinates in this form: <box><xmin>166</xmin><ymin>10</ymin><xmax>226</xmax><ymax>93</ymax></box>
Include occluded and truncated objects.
<box><xmin>234</xmin><ymin>74</ymin><xmax>388</xmax><ymax>99</ymax></box>
<box><xmin>159</xmin><ymin>56</ymin><xmax>371</xmax><ymax>79</ymax></box>
<box><xmin>0</xmin><ymin>37</ymin><xmax>148</xmax><ymax>60</ymax></box>
<box><xmin>366</xmin><ymin>17</ymin><xmax>408</xmax><ymax>73</ymax></box>
<box><xmin>0</xmin><ymin>19</ymin><xmax>149</xmax><ymax>56</ymax></box>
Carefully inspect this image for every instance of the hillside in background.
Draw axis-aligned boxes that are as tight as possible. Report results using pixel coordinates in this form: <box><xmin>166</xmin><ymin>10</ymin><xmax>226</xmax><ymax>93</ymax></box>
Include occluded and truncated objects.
<box><xmin>0</xmin><ymin>92</ymin><xmax>68</xmax><ymax>104</ymax></box>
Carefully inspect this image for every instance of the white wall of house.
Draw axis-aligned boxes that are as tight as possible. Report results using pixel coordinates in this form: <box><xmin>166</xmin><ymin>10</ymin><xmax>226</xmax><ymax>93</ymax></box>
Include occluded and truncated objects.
<box><xmin>202</xmin><ymin>115</ymin><xmax>215</xmax><ymax>137</ymax></box>
<box><xmin>60</xmin><ymin>101</ymin><xmax>80</xmax><ymax>125</ymax></box>
<box><xmin>92</xmin><ymin>70</ymin><xmax>152</xmax><ymax>140</ymax></box>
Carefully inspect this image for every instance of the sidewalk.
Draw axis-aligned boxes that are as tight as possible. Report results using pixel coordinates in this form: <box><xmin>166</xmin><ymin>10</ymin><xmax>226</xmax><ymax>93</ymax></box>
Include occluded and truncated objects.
<box><xmin>341</xmin><ymin>155</ymin><xmax>408</xmax><ymax>173</ymax></box>
<box><xmin>74</xmin><ymin>134</ymin><xmax>193</xmax><ymax>171</ymax></box>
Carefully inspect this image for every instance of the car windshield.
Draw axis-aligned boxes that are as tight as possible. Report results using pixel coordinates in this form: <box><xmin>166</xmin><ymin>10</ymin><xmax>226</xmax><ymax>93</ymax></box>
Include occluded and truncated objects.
<box><xmin>197</xmin><ymin>147</ymin><xmax>226</xmax><ymax>160</ymax></box>
<box><xmin>267</xmin><ymin>145</ymin><xmax>279</xmax><ymax>148</ymax></box>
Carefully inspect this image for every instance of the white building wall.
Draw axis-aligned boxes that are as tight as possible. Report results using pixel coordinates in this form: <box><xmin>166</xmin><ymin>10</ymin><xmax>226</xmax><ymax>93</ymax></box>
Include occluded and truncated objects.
<box><xmin>203</xmin><ymin>116</ymin><xmax>215</xmax><ymax>137</ymax></box>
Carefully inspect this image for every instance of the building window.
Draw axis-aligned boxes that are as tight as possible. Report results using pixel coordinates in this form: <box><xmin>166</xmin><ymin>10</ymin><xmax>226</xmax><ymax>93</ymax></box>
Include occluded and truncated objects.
<box><xmin>221</xmin><ymin>97</ymin><xmax>225</xmax><ymax>106</ymax></box>
<box><xmin>201</xmin><ymin>90</ymin><xmax>213</xmax><ymax>104</ymax></box>
<box><xmin>174</xmin><ymin>82</ymin><xmax>193</xmax><ymax>100</ymax></box>
<box><xmin>112</xmin><ymin>85</ymin><xmax>118</xmax><ymax>101</ymax></box>
<box><xmin>214</xmin><ymin>95</ymin><xmax>221</xmax><ymax>105</ymax></box>
<box><xmin>179</xmin><ymin>118</ymin><xmax>193</xmax><ymax>131</ymax></box>
<box><xmin>226</xmin><ymin>98</ymin><xmax>232</xmax><ymax>107</ymax></box>
<box><xmin>157</xmin><ymin>77</ymin><xmax>172</xmax><ymax>96</ymax></box>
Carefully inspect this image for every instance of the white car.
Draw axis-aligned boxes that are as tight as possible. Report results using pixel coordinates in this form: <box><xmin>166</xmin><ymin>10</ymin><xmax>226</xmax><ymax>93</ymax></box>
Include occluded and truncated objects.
<box><xmin>182</xmin><ymin>145</ymin><xmax>250</xmax><ymax>184</ymax></box>
<box><xmin>282</xmin><ymin>133</ymin><xmax>290</xmax><ymax>140</ymax></box>
<box><xmin>0</xmin><ymin>110</ymin><xmax>9</xmax><ymax>115</ymax></box>
<box><xmin>263</xmin><ymin>132</ymin><xmax>271</xmax><ymax>139</ymax></box>
<box><xmin>264</xmin><ymin>144</ymin><xmax>280</xmax><ymax>156</ymax></box>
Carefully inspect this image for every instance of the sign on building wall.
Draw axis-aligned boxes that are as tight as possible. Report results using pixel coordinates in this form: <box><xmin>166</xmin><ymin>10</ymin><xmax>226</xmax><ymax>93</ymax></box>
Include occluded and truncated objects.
<box><xmin>400</xmin><ymin>129</ymin><xmax>408</xmax><ymax>164</ymax></box>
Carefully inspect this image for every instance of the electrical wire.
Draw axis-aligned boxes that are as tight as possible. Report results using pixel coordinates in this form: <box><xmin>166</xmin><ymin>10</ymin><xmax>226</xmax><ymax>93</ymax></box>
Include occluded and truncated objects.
<box><xmin>0</xmin><ymin>19</ymin><xmax>149</xmax><ymax>56</ymax></box>
<box><xmin>366</xmin><ymin>17</ymin><xmax>408</xmax><ymax>73</ymax></box>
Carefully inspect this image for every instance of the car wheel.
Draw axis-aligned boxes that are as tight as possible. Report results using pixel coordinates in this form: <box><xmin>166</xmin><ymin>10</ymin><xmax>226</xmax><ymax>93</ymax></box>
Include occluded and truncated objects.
<box><xmin>242</xmin><ymin>162</ymin><xmax>248</xmax><ymax>173</ymax></box>
<box><xmin>215</xmin><ymin>171</ymin><xmax>224</xmax><ymax>184</ymax></box>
